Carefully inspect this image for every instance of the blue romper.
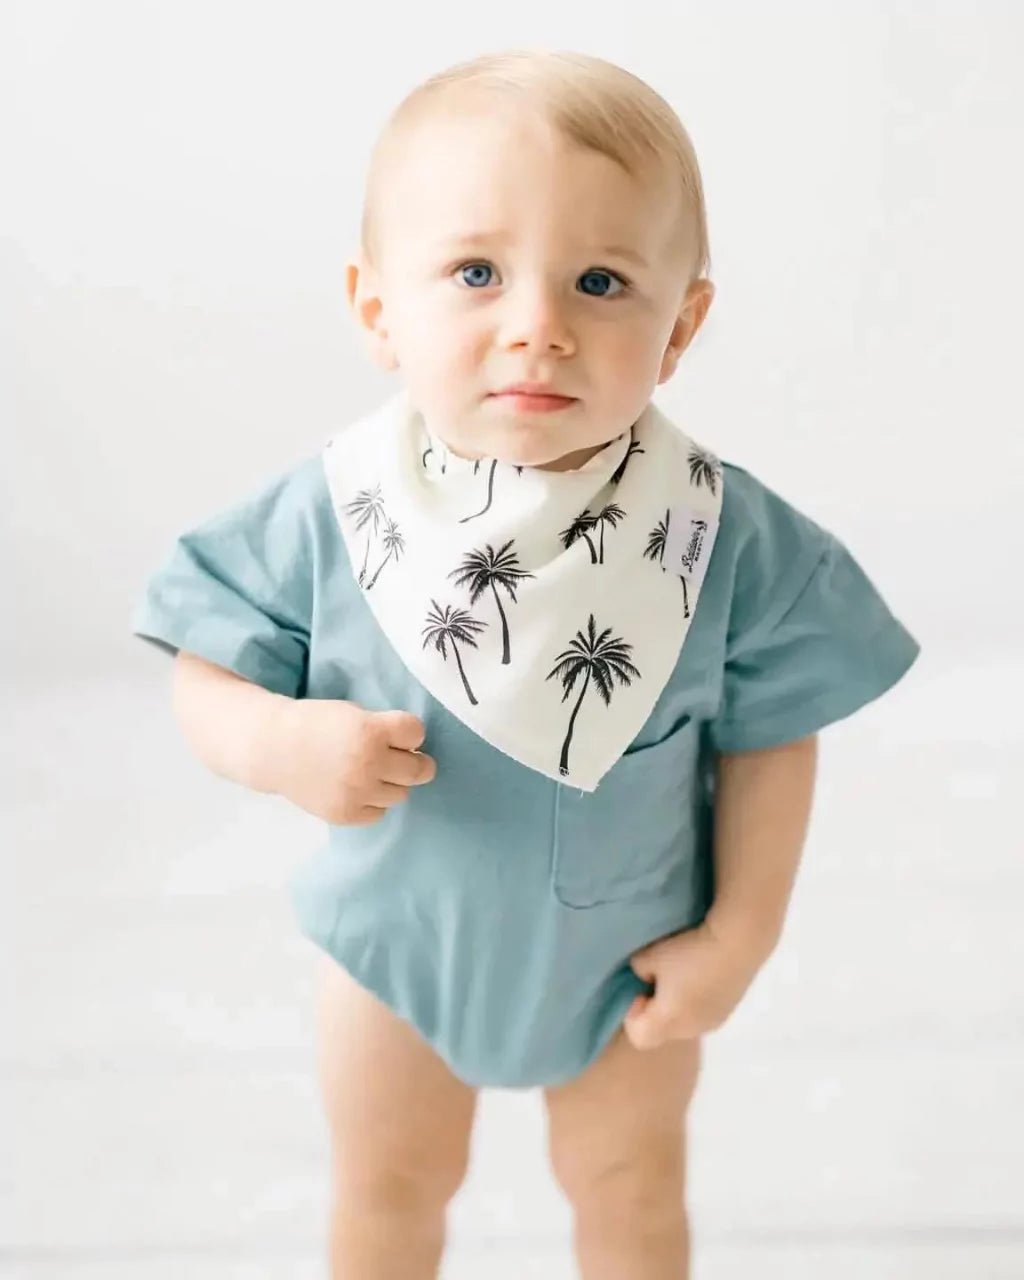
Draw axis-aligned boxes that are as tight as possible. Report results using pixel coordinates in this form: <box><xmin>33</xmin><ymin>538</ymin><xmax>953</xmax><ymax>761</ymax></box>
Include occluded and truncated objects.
<box><xmin>131</xmin><ymin>447</ymin><xmax>921</xmax><ymax>1089</ymax></box>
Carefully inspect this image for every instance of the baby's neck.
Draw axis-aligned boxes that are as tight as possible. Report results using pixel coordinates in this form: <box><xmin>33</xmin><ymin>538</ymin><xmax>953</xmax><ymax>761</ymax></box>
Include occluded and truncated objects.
<box><xmin>441</xmin><ymin>437</ymin><xmax>611</xmax><ymax>474</ymax></box>
<box><xmin>537</xmin><ymin>442</ymin><xmax>611</xmax><ymax>472</ymax></box>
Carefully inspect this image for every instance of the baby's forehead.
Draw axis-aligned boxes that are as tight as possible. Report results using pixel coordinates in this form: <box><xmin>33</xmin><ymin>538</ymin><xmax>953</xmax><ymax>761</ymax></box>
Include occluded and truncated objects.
<box><xmin>381</xmin><ymin>112</ymin><xmax>675</xmax><ymax>235</ymax></box>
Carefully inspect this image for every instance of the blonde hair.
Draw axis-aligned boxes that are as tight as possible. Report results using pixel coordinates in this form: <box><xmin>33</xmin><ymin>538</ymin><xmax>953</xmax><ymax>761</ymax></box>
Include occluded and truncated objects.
<box><xmin>360</xmin><ymin>49</ymin><xmax>711</xmax><ymax>284</ymax></box>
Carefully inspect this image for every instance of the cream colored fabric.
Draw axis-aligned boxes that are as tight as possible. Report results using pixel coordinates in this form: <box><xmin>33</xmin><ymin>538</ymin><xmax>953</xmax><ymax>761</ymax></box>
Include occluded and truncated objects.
<box><xmin>323</xmin><ymin>390</ymin><xmax>723</xmax><ymax>791</ymax></box>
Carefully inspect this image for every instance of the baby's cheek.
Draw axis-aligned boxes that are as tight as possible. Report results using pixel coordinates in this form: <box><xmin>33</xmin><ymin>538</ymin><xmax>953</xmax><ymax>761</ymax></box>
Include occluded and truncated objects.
<box><xmin>608</xmin><ymin>329</ymin><xmax>663</xmax><ymax>382</ymax></box>
<box><xmin>391</xmin><ymin>343</ymin><xmax>464</xmax><ymax>417</ymax></box>
<box><xmin>459</xmin><ymin>330</ymin><xmax>493</xmax><ymax>374</ymax></box>
<box><xmin>422</xmin><ymin>337</ymin><xmax>477</xmax><ymax>391</ymax></box>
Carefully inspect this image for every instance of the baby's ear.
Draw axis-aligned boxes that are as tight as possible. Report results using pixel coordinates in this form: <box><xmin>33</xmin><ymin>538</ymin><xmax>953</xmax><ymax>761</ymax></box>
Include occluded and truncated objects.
<box><xmin>657</xmin><ymin>279</ymin><xmax>715</xmax><ymax>384</ymax></box>
<box><xmin>344</xmin><ymin>256</ymin><xmax>399</xmax><ymax>371</ymax></box>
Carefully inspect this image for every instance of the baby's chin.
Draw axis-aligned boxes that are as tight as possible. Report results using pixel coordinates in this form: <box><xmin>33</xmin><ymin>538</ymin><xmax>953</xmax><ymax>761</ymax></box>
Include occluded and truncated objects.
<box><xmin>461</xmin><ymin>436</ymin><xmax>606</xmax><ymax>472</ymax></box>
<box><xmin>500</xmin><ymin>433</ymin><xmax>617</xmax><ymax>473</ymax></box>
<box><xmin>457</xmin><ymin>420</ymin><xmax>616</xmax><ymax>472</ymax></box>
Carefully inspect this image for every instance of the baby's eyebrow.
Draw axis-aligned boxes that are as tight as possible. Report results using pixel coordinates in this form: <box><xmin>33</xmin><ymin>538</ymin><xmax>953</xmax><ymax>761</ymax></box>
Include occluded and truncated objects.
<box><xmin>434</xmin><ymin>232</ymin><xmax>649</xmax><ymax>270</ymax></box>
<box><xmin>596</xmin><ymin>245</ymin><xmax>649</xmax><ymax>269</ymax></box>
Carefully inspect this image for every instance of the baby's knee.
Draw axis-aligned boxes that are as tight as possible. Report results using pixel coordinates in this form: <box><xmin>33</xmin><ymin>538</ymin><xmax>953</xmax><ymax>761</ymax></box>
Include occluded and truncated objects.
<box><xmin>551</xmin><ymin>1137</ymin><xmax>686</xmax><ymax>1229</ymax></box>
<box><xmin>334</xmin><ymin>1141</ymin><xmax>471</xmax><ymax>1216</ymax></box>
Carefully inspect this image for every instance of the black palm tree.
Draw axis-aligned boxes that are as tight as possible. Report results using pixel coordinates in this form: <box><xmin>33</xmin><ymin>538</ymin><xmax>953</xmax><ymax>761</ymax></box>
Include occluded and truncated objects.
<box><xmin>674</xmin><ymin>440</ymin><xmax>720</xmax><ymax>620</ymax></box>
<box><xmin>448</xmin><ymin>540</ymin><xmax>534</xmax><ymax>665</ymax></box>
<box><xmin>364</xmin><ymin>518</ymin><xmax>405</xmax><ymax>590</ymax></box>
<box><xmin>644</xmin><ymin>509</ymin><xmax>670</xmax><ymax>566</ymax></box>
<box><xmin>644</xmin><ymin>509</ymin><xmax>692</xmax><ymax>619</ymax></box>
<box><xmin>688</xmin><ymin>444</ymin><xmax>722</xmax><ymax>495</ymax></box>
<box><xmin>559</xmin><ymin>509</ymin><xmax>599</xmax><ymax>563</ymax></box>
<box><xmin>421</xmin><ymin>601</ymin><xmax>487</xmax><ymax>705</ymax></box>
<box><xmin>594</xmin><ymin>502</ymin><xmax>626</xmax><ymax>563</ymax></box>
<box><xmin>459</xmin><ymin>458</ymin><xmax>499</xmax><ymax>523</ymax></box>
<box><xmin>610</xmin><ymin>425</ymin><xmax>645</xmax><ymax>484</ymax></box>
<box><xmin>546</xmin><ymin>615</ymin><xmax>641</xmax><ymax>776</ymax></box>
<box><xmin>343</xmin><ymin>484</ymin><xmax>386</xmax><ymax>585</ymax></box>
<box><xmin>422</xmin><ymin>444</ymin><xmax>447</xmax><ymax>474</ymax></box>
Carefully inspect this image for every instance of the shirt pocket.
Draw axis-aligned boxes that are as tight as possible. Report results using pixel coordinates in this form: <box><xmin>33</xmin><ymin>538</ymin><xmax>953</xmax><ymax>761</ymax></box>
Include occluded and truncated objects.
<box><xmin>551</xmin><ymin>715</ymin><xmax>701</xmax><ymax>910</ymax></box>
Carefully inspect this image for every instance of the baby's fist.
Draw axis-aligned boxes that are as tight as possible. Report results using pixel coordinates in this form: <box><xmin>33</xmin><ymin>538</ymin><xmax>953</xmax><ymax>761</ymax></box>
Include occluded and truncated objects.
<box><xmin>274</xmin><ymin>698</ymin><xmax>436</xmax><ymax>825</ymax></box>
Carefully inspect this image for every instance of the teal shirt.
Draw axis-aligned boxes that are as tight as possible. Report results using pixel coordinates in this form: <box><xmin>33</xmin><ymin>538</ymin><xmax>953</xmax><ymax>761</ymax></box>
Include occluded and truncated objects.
<box><xmin>131</xmin><ymin>448</ymin><xmax>921</xmax><ymax>1088</ymax></box>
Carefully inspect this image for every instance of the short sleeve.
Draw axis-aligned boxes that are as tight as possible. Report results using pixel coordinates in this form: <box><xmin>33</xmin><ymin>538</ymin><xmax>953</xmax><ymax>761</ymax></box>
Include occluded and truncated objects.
<box><xmin>130</xmin><ymin>460</ymin><xmax>318</xmax><ymax>698</ymax></box>
<box><xmin>709</xmin><ymin>485</ymin><xmax>921</xmax><ymax>754</ymax></box>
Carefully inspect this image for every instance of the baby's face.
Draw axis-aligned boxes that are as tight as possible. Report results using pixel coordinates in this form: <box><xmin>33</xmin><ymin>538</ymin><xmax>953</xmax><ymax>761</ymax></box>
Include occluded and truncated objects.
<box><xmin>350</xmin><ymin>107</ymin><xmax>712</xmax><ymax>471</ymax></box>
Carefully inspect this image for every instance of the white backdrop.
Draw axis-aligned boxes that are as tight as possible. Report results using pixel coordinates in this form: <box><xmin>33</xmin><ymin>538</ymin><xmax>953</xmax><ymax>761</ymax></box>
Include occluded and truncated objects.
<box><xmin>6</xmin><ymin>2</ymin><xmax>1022</xmax><ymax>689</ymax></box>
<box><xmin>5</xmin><ymin>4</ymin><xmax>1024</xmax><ymax>1278</ymax></box>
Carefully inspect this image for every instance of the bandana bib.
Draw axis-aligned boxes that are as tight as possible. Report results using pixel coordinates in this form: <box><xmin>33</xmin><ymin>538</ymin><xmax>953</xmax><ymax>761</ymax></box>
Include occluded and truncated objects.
<box><xmin>323</xmin><ymin>390</ymin><xmax>723</xmax><ymax>791</ymax></box>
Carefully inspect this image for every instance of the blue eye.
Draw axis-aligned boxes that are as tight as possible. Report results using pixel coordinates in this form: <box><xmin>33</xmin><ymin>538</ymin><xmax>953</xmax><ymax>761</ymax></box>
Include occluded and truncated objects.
<box><xmin>578</xmin><ymin>270</ymin><xmax>626</xmax><ymax>298</ymax></box>
<box><xmin>454</xmin><ymin>262</ymin><xmax>629</xmax><ymax>296</ymax></box>
<box><xmin>458</xmin><ymin>263</ymin><xmax>495</xmax><ymax>288</ymax></box>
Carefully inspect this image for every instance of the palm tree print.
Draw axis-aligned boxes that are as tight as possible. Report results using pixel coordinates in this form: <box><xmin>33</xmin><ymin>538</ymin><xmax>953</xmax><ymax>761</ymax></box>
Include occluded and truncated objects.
<box><xmin>422</xmin><ymin>444</ymin><xmax>447</xmax><ymax>474</ymax></box>
<box><xmin>364</xmin><ymin>517</ymin><xmax>405</xmax><ymax>591</ymax></box>
<box><xmin>644</xmin><ymin>509</ymin><xmax>692</xmax><ymax>619</ymax></box>
<box><xmin>471</xmin><ymin>459</ymin><xmax>524</xmax><ymax>477</ymax></box>
<box><xmin>343</xmin><ymin>484</ymin><xmax>386</xmax><ymax>585</ymax></box>
<box><xmin>459</xmin><ymin>458</ymin><xmax>499</xmax><ymax>523</ymax></box>
<box><xmin>610</xmin><ymin>425</ymin><xmax>645</xmax><ymax>485</ymax></box>
<box><xmin>546</xmin><ymin>615</ymin><xmax>641</xmax><ymax>777</ymax></box>
<box><xmin>448</xmin><ymin>541</ymin><xmax>534</xmax><ymax>665</ymax></box>
<box><xmin>642</xmin><ymin>447</ymin><xmax>722</xmax><ymax>618</ymax></box>
<box><xmin>421</xmin><ymin>601</ymin><xmax>487</xmax><ymax>705</ymax></box>
<box><xmin>559</xmin><ymin>509</ymin><xmax>599</xmax><ymax>562</ymax></box>
<box><xmin>688</xmin><ymin>443</ymin><xmax>722</xmax><ymax>496</ymax></box>
<box><xmin>594</xmin><ymin>503</ymin><xmax>626</xmax><ymax>563</ymax></box>
<box><xmin>644</xmin><ymin>509</ymin><xmax>670</xmax><ymax>567</ymax></box>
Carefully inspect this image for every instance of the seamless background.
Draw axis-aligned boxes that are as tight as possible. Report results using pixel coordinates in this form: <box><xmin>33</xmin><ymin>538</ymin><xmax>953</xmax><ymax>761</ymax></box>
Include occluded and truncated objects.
<box><xmin>4</xmin><ymin>2</ymin><xmax>1023</xmax><ymax>1276</ymax></box>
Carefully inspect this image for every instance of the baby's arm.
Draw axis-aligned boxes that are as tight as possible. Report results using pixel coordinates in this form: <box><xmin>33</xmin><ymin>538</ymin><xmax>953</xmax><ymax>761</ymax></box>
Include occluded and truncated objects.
<box><xmin>172</xmin><ymin>651</ymin><xmax>296</xmax><ymax>794</ymax></box>
<box><xmin>171</xmin><ymin>651</ymin><xmax>436</xmax><ymax>823</ymax></box>
<box><xmin>704</xmin><ymin>734</ymin><xmax>819</xmax><ymax>962</ymax></box>
<box><xmin>624</xmin><ymin>733</ymin><xmax>819</xmax><ymax>1047</ymax></box>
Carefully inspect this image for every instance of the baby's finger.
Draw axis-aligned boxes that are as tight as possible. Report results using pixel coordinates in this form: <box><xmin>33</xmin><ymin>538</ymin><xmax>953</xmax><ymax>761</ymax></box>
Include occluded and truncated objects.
<box><xmin>381</xmin><ymin>746</ymin><xmax>437</xmax><ymax>787</ymax></box>
<box><xmin>624</xmin><ymin>1010</ymin><xmax>664</xmax><ymax>1052</ymax></box>
<box><xmin>373</xmin><ymin>710</ymin><xmax>427</xmax><ymax>753</ymax></box>
<box><xmin>347</xmin><ymin>805</ymin><xmax>388</xmax><ymax>826</ymax></box>
<box><xmin>625</xmin><ymin>994</ymin><xmax>671</xmax><ymax>1043</ymax></box>
<box><xmin>364</xmin><ymin>779</ymin><xmax>412</xmax><ymax>809</ymax></box>
<box><xmin>626</xmin><ymin>995</ymin><xmax>648</xmax><ymax>1020</ymax></box>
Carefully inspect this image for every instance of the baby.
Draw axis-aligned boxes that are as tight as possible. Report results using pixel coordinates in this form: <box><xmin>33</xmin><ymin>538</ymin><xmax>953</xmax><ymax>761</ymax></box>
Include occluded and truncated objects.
<box><xmin>132</xmin><ymin>49</ymin><xmax>921</xmax><ymax>1280</ymax></box>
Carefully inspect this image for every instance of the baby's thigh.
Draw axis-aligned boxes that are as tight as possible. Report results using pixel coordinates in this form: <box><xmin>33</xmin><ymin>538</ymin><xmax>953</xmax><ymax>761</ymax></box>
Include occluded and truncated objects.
<box><xmin>543</xmin><ymin>1028</ymin><xmax>702</xmax><ymax>1207</ymax></box>
<box><xmin>314</xmin><ymin>953</ymin><xmax>478</xmax><ymax>1205</ymax></box>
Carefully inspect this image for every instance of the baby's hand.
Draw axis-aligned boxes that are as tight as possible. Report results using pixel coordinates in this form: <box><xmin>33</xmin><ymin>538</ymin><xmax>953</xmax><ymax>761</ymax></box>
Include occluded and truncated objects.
<box><xmin>273</xmin><ymin>699</ymin><xmax>436</xmax><ymax>826</ymax></box>
<box><xmin>623</xmin><ymin>920</ymin><xmax>767</xmax><ymax>1051</ymax></box>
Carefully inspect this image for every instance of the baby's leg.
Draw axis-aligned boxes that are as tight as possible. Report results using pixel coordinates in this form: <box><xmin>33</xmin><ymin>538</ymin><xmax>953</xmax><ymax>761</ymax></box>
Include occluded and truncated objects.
<box><xmin>314</xmin><ymin>953</ymin><xmax>478</xmax><ymax>1280</ymax></box>
<box><xmin>544</xmin><ymin>1028</ymin><xmax>702</xmax><ymax>1280</ymax></box>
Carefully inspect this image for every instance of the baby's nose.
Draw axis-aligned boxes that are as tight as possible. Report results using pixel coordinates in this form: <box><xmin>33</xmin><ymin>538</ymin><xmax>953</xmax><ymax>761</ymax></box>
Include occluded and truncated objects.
<box><xmin>504</xmin><ymin>303</ymin><xmax>576</xmax><ymax>354</ymax></box>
